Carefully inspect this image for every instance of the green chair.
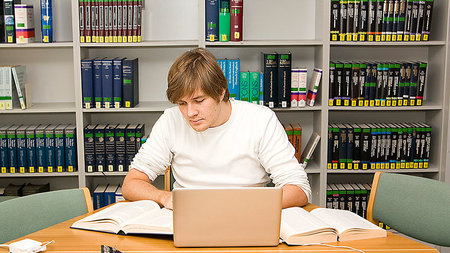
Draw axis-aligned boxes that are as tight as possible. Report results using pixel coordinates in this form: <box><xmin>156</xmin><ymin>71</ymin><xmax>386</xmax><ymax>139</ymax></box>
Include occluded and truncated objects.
<box><xmin>0</xmin><ymin>187</ymin><xmax>93</xmax><ymax>244</ymax></box>
<box><xmin>367</xmin><ymin>172</ymin><xmax>450</xmax><ymax>247</ymax></box>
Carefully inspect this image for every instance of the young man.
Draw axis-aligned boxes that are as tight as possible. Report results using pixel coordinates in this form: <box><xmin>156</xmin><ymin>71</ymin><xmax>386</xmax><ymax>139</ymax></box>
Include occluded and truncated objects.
<box><xmin>122</xmin><ymin>48</ymin><xmax>311</xmax><ymax>209</ymax></box>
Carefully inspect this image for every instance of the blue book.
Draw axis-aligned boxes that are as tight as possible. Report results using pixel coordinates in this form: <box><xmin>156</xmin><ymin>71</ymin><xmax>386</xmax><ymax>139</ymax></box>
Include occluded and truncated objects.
<box><xmin>84</xmin><ymin>124</ymin><xmax>97</xmax><ymax>173</ymax></box>
<box><xmin>122</xmin><ymin>58</ymin><xmax>139</xmax><ymax>108</ymax></box>
<box><xmin>40</xmin><ymin>0</ymin><xmax>53</xmax><ymax>43</ymax></box>
<box><xmin>7</xmin><ymin>125</ymin><xmax>20</xmax><ymax>173</ymax></box>
<box><xmin>81</xmin><ymin>59</ymin><xmax>94</xmax><ymax>109</ymax></box>
<box><xmin>217</xmin><ymin>59</ymin><xmax>227</xmax><ymax>76</ymax></box>
<box><xmin>205</xmin><ymin>0</ymin><xmax>219</xmax><ymax>41</ymax></box>
<box><xmin>45</xmin><ymin>124</ymin><xmax>58</xmax><ymax>173</ymax></box>
<box><xmin>16</xmin><ymin>125</ymin><xmax>28</xmax><ymax>173</ymax></box>
<box><xmin>26</xmin><ymin>125</ymin><xmax>38</xmax><ymax>173</ymax></box>
<box><xmin>0</xmin><ymin>126</ymin><xmax>9</xmax><ymax>174</ymax></box>
<box><xmin>105</xmin><ymin>124</ymin><xmax>117</xmax><ymax>172</ymax></box>
<box><xmin>55</xmin><ymin>124</ymin><xmax>68</xmax><ymax>172</ymax></box>
<box><xmin>104</xmin><ymin>184</ymin><xmax>119</xmax><ymax>206</ymax></box>
<box><xmin>102</xmin><ymin>58</ymin><xmax>114</xmax><ymax>108</ymax></box>
<box><xmin>93</xmin><ymin>58</ymin><xmax>104</xmax><ymax>108</ymax></box>
<box><xmin>93</xmin><ymin>185</ymin><xmax>108</xmax><ymax>210</ymax></box>
<box><xmin>259</xmin><ymin>72</ymin><xmax>264</xmax><ymax>105</ymax></box>
<box><xmin>35</xmin><ymin>124</ymin><xmax>48</xmax><ymax>173</ymax></box>
<box><xmin>113</xmin><ymin>58</ymin><xmax>125</xmax><ymax>108</ymax></box>
<box><xmin>227</xmin><ymin>59</ymin><xmax>240</xmax><ymax>100</ymax></box>
<box><xmin>64</xmin><ymin>125</ymin><xmax>77</xmax><ymax>172</ymax></box>
<box><xmin>94</xmin><ymin>124</ymin><xmax>107</xmax><ymax>172</ymax></box>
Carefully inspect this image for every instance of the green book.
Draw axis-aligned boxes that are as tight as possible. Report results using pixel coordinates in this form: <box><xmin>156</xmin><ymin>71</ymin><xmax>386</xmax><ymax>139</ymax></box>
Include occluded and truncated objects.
<box><xmin>249</xmin><ymin>72</ymin><xmax>260</xmax><ymax>104</ymax></box>
<box><xmin>239</xmin><ymin>71</ymin><xmax>250</xmax><ymax>102</ymax></box>
<box><xmin>219</xmin><ymin>0</ymin><xmax>230</xmax><ymax>42</ymax></box>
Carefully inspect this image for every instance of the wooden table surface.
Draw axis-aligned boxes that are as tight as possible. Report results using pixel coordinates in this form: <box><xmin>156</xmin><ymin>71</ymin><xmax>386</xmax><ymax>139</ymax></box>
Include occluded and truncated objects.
<box><xmin>1</xmin><ymin>204</ymin><xmax>439</xmax><ymax>253</ymax></box>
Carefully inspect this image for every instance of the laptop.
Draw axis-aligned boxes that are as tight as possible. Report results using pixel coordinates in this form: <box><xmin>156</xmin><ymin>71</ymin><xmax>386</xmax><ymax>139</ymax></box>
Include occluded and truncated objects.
<box><xmin>172</xmin><ymin>187</ymin><xmax>282</xmax><ymax>247</ymax></box>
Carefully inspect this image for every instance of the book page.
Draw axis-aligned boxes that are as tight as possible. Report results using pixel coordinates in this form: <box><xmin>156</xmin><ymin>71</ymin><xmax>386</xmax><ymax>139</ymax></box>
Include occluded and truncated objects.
<box><xmin>310</xmin><ymin>208</ymin><xmax>384</xmax><ymax>235</ymax></box>
<box><xmin>75</xmin><ymin>200</ymin><xmax>161</xmax><ymax>226</ymax></box>
<box><xmin>123</xmin><ymin>208</ymin><xmax>173</xmax><ymax>234</ymax></box>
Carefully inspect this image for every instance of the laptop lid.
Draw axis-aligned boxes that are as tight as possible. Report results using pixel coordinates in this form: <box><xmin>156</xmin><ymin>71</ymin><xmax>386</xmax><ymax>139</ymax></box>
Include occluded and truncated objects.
<box><xmin>172</xmin><ymin>187</ymin><xmax>282</xmax><ymax>247</ymax></box>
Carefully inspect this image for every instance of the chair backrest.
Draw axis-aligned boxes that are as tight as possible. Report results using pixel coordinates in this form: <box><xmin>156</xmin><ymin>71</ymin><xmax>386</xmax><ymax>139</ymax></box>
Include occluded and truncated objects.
<box><xmin>0</xmin><ymin>187</ymin><xmax>93</xmax><ymax>244</ymax></box>
<box><xmin>367</xmin><ymin>172</ymin><xmax>450</xmax><ymax>247</ymax></box>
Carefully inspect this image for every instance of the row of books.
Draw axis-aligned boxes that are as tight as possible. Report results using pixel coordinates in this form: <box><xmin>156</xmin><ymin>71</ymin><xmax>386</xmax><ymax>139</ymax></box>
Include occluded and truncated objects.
<box><xmin>1</xmin><ymin>0</ymin><xmax>53</xmax><ymax>43</ymax></box>
<box><xmin>329</xmin><ymin>61</ymin><xmax>427</xmax><ymax>107</ymax></box>
<box><xmin>218</xmin><ymin>54</ymin><xmax>322</xmax><ymax>108</ymax></box>
<box><xmin>205</xmin><ymin>0</ymin><xmax>243</xmax><ymax>42</ymax></box>
<box><xmin>82</xmin><ymin>58</ymin><xmax>139</xmax><ymax>109</ymax></box>
<box><xmin>78</xmin><ymin>0</ymin><xmax>143</xmax><ymax>43</ymax></box>
<box><xmin>0</xmin><ymin>65</ymin><xmax>30</xmax><ymax>110</ymax></box>
<box><xmin>327</xmin><ymin>122</ymin><xmax>431</xmax><ymax>170</ymax></box>
<box><xmin>326</xmin><ymin>183</ymin><xmax>371</xmax><ymax>218</ymax></box>
<box><xmin>84</xmin><ymin>123</ymin><xmax>145</xmax><ymax>173</ymax></box>
<box><xmin>0</xmin><ymin>124</ymin><xmax>77</xmax><ymax>174</ymax></box>
<box><xmin>0</xmin><ymin>183</ymin><xmax>50</xmax><ymax>196</ymax></box>
<box><xmin>93</xmin><ymin>184</ymin><xmax>124</xmax><ymax>209</ymax></box>
<box><xmin>330</xmin><ymin>0</ymin><xmax>434</xmax><ymax>42</ymax></box>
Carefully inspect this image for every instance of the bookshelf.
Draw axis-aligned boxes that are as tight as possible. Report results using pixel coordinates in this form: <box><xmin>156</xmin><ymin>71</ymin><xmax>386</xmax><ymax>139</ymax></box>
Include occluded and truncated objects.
<box><xmin>0</xmin><ymin>0</ymin><xmax>448</xmax><ymax>209</ymax></box>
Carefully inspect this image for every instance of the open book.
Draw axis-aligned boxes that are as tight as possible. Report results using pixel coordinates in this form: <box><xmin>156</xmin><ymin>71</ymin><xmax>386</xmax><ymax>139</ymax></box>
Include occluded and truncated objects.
<box><xmin>280</xmin><ymin>207</ymin><xmax>386</xmax><ymax>245</ymax></box>
<box><xmin>71</xmin><ymin>200</ymin><xmax>173</xmax><ymax>235</ymax></box>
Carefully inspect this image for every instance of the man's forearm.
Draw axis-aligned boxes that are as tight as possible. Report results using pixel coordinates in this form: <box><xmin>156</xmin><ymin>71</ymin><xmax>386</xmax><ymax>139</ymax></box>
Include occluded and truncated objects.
<box><xmin>281</xmin><ymin>184</ymin><xmax>308</xmax><ymax>208</ymax></box>
<box><xmin>122</xmin><ymin>169</ymin><xmax>172</xmax><ymax>208</ymax></box>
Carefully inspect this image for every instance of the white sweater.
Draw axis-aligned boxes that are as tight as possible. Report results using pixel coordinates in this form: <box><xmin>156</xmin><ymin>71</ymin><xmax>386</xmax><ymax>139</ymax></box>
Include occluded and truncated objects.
<box><xmin>131</xmin><ymin>100</ymin><xmax>311</xmax><ymax>201</ymax></box>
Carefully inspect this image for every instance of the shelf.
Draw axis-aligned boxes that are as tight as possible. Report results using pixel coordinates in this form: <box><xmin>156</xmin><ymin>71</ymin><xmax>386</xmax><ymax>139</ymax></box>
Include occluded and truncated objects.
<box><xmin>0</xmin><ymin>103</ymin><xmax>77</xmax><ymax>113</ymax></box>
<box><xmin>82</xmin><ymin>101</ymin><xmax>173</xmax><ymax>112</ymax></box>
<box><xmin>0</xmin><ymin>42</ymin><xmax>73</xmax><ymax>48</ymax></box>
<box><xmin>272</xmin><ymin>106</ymin><xmax>323</xmax><ymax>112</ymax></box>
<box><xmin>330</xmin><ymin>41</ymin><xmax>446</xmax><ymax>46</ymax></box>
<box><xmin>329</xmin><ymin>104</ymin><xmax>442</xmax><ymax>111</ymax></box>
<box><xmin>86</xmin><ymin>172</ymin><xmax>128</xmax><ymax>176</ymax></box>
<box><xmin>206</xmin><ymin>40</ymin><xmax>323</xmax><ymax>47</ymax></box>
<box><xmin>80</xmin><ymin>40</ymin><xmax>199</xmax><ymax>48</ymax></box>
<box><xmin>327</xmin><ymin>168</ymin><xmax>440</xmax><ymax>174</ymax></box>
<box><xmin>0</xmin><ymin>173</ymin><xmax>79</xmax><ymax>177</ymax></box>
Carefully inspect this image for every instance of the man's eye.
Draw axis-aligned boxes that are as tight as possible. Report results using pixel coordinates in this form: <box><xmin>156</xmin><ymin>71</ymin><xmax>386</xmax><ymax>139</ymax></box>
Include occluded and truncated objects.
<box><xmin>195</xmin><ymin>99</ymin><xmax>204</xmax><ymax>103</ymax></box>
<box><xmin>177</xmin><ymin>102</ymin><xmax>186</xmax><ymax>106</ymax></box>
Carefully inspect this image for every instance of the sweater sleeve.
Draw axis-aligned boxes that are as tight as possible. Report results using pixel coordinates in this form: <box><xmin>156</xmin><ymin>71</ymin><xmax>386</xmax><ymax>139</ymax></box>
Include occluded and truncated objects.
<box><xmin>258</xmin><ymin>111</ymin><xmax>312</xmax><ymax>202</ymax></box>
<box><xmin>130</xmin><ymin>111</ymin><xmax>173</xmax><ymax>181</ymax></box>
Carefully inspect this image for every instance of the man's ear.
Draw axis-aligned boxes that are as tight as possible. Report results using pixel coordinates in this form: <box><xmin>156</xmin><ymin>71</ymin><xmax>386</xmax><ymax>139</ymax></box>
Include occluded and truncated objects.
<box><xmin>220</xmin><ymin>89</ymin><xmax>226</xmax><ymax>101</ymax></box>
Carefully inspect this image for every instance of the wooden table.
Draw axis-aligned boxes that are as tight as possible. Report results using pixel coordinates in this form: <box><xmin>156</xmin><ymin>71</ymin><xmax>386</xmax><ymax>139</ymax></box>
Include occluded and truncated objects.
<box><xmin>1</xmin><ymin>204</ymin><xmax>438</xmax><ymax>253</ymax></box>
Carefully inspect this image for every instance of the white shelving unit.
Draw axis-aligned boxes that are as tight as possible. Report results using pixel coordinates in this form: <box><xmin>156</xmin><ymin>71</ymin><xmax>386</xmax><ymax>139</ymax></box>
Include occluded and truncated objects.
<box><xmin>0</xmin><ymin>0</ymin><xmax>448</xmax><ymax>208</ymax></box>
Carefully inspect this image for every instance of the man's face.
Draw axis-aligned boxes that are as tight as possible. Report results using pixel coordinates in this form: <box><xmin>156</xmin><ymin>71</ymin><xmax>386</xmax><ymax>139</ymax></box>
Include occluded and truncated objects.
<box><xmin>177</xmin><ymin>89</ymin><xmax>225</xmax><ymax>132</ymax></box>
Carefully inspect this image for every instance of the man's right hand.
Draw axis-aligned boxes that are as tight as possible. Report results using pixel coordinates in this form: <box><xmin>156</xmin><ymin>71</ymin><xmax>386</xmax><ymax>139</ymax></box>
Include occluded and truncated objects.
<box><xmin>161</xmin><ymin>191</ymin><xmax>173</xmax><ymax>210</ymax></box>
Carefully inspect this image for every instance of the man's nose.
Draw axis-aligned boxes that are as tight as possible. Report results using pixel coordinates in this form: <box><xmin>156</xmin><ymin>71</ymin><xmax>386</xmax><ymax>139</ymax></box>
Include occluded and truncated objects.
<box><xmin>187</xmin><ymin>103</ymin><xmax>198</xmax><ymax>117</ymax></box>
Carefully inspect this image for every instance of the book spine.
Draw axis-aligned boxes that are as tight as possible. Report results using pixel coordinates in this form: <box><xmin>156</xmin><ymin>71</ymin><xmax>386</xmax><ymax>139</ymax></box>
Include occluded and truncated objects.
<box><xmin>117</xmin><ymin>0</ymin><xmax>122</xmax><ymax>42</ymax></box>
<box><xmin>7</xmin><ymin>128</ymin><xmax>17</xmax><ymax>173</ymax></box>
<box><xmin>360</xmin><ymin>124</ymin><xmax>370</xmax><ymax>169</ymax></box>
<box><xmin>249</xmin><ymin>72</ymin><xmax>260</xmax><ymax>104</ymax></box>
<box><xmin>416</xmin><ymin>62</ymin><xmax>426</xmax><ymax>106</ymax></box>
<box><xmin>80</xmin><ymin>0</ymin><xmax>86</xmax><ymax>42</ymax></box>
<box><xmin>81</xmin><ymin>59</ymin><xmax>94</xmax><ymax>109</ymax></box>
<box><xmin>409</xmin><ymin>0</ymin><xmax>419</xmax><ymax>41</ymax></box>
<box><xmin>84</xmin><ymin>125</ymin><xmax>96</xmax><ymax>173</ymax></box>
<box><xmin>335</xmin><ymin>63</ymin><xmax>343</xmax><ymax>106</ymax></box>
<box><xmin>339</xmin><ymin>0</ymin><xmax>348</xmax><ymax>41</ymax></box>
<box><xmin>205</xmin><ymin>0</ymin><xmax>220</xmax><ymax>41</ymax></box>
<box><xmin>40</xmin><ymin>0</ymin><xmax>53</xmax><ymax>43</ymax></box>
<box><xmin>102</xmin><ymin>59</ymin><xmax>114</xmax><ymax>108</ymax></box>
<box><xmin>98</xmin><ymin>0</ymin><xmax>104</xmax><ymax>43</ymax></box>
<box><xmin>35</xmin><ymin>128</ymin><xmax>47</xmax><ymax>173</ymax></box>
<box><xmin>4</xmin><ymin>0</ymin><xmax>16</xmax><ymax>43</ymax></box>
<box><xmin>65</xmin><ymin>127</ymin><xmax>77</xmax><ymax>172</ymax></box>
<box><xmin>347</xmin><ymin>0</ymin><xmax>355</xmax><ymax>41</ymax></box>
<box><xmin>329</xmin><ymin>64</ymin><xmax>335</xmax><ymax>106</ymax></box>
<box><xmin>409</xmin><ymin>62</ymin><xmax>418</xmax><ymax>106</ymax></box>
<box><xmin>91</xmin><ymin>0</ymin><xmax>97</xmax><ymax>42</ymax></box>
<box><xmin>93</xmin><ymin>59</ymin><xmax>103</xmax><ymax>108</ymax></box>
<box><xmin>346</xmin><ymin>124</ymin><xmax>354</xmax><ymax>169</ymax></box>
<box><xmin>397</xmin><ymin>0</ymin><xmax>406</xmax><ymax>41</ymax></box>
<box><xmin>229</xmin><ymin>59</ymin><xmax>240</xmax><ymax>100</ymax></box>
<box><xmin>392</xmin><ymin>0</ymin><xmax>399</xmax><ymax>41</ymax></box>
<box><xmin>239</xmin><ymin>71</ymin><xmax>250</xmax><ymax>102</ymax></box>
<box><xmin>55</xmin><ymin>128</ymin><xmax>65</xmax><ymax>172</ymax></box>
<box><xmin>343</xmin><ymin>63</ymin><xmax>351</xmax><ymax>106</ymax></box>
<box><xmin>353</xmin><ymin>0</ymin><xmax>360</xmax><ymax>41</ymax></box>
<box><xmin>112</xmin><ymin>0</ymin><xmax>118</xmax><ymax>42</ymax></box>
<box><xmin>259</xmin><ymin>73</ymin><xmax>264</xmax><ymax>106</ymax></box>
<box><xmin>403</xmin><ymin>62</ymin><xmax>411</xmax><ymax>105</ymax></box>
<box><xmin>15</xmin><ymin>5</ymin><xmax>35</xmax><ymax>44</ymax></box>
<box><xmin>330</xmin><ymin>0</ymin><xmax>340</xmax><ymax>41</ymax></box>
<box><xmin>104</xmin><ymin>0</ymin><xmax>109</xmax><ymax>42</ymax></box>
<box><xmin>415</xmin><ymin>0</ymin><xmax>425</xmax><ymax>41</ymax></box>
<box><xmin>385</xmin><ymin>0</ymin><xmax>394</xmax><ymax>41</ymax></box>
<box><xmin>135</xmin><ymin>124</ymin><xmax>145</xmax><ymax>151</ymax></box>
<box><xmin>277</xmin><ymin>53</ymin><xmax>291</xmax><ymax>108</ymax></box>
<box><xmin>127</xmin><ymin>0</ymin><xmax>134</xmax><ymax>42</ymax></box>
<box><xmin>122</xmin><ymin>59</ymin><xmax>139</xmax><ymax>108</ymax></box>
<box><xmin>359</xmin><ymin>0</ymin><xmax>368</xmax><ymax>41</ymax></box>
<box><xmin>122</xmin><ymin>0</ymin><xmax>128</xmax><ymax>42</ymax></box>
<box><xmin>230</xmin><ymin>0</ymin><xmax>243</xmax><ymax>41</ymax></box>
<box><xmin>291</xmin><ymin>69</ymin><xmax>300</xmax><ymax>107</ymax></box>
<box><xmin>386</xmin><ymin>63</ymin><xmax>394</xmax><ymax>106</ymax></box>
<box><xmin>331</xmin><ymin>125</ymin><xmax>340</xmax><ymax>169</ymax></box>
<box><xmin>358</xmin><ymin>63</ymin><xmax>366</xmax><ymax>106</ymax></box>
<box><xmin>105</xmin><ymin>126</ymin><xmax>116</xmax><ymax>171</ymax></box>
<box><xmin>306</xmin><ymin>68</ymin><xmax>322</xmax><ymax>107</ymax></box>
<box><xmin>351</xmin><ymin>63</ymin><xmax>360</xmax><ymax>107</ymax></box>
<box><xmin>375</xmin><ymin>0</ymin><xmax>384</xmax><ymax>41</ymax></box>
<box><xmin>219</xmin><ymin>0</ymin><xmax>230</xmax><ymax>42</ymax></box>
<box><xmin>115</xmin><ymin>126</ymin><xmax>126</xmax><ymax>171</ymax></box>
<box><xmin>367</xmin><ymin>0</ymin><xmax>377</xmax><ymax>41</ymax></box>
<box><xmin>328</xmin><ymin>126</ymin><xmax>333</xmax><ymax>169</ymax></box>
<box><xmin>108</xmin><ymin>0</ymin><xmax>113</xmax><ymax>42</ymax></box>
<box><xmin>16</xmin><ymin>128</ymin><xmax>27</xmax><ymax>173</ymax></box>
<box><xmin>26</xmin><ymin>128</ymin><xmax>36</xmax><ymax>173</ymax></box>
<box><xmin>95</xmin><ymin>126</ymin><xmax>106</xmax><ymax>172</ymax></box>
<box><xmin>392</xmin><ymin>63</ymin><xmax>400</xmax><ymax>106</ymax></box>
<box><xmin>45</xmin><ymin>127</ymin><xmax>55</xmax><ymax>173</ymax></box>
<box><xmin>421</xmin><ymin>0</ymin><xmax>433</xmax><ymax>41</ymax></box>
<box><xmin>113</xmin><ymin>58</ymin><xmax>123</xmax><ymax>108</ymax></box>
<box><xmin>85</xmin><ymin>0</ymin><xmax>92</xmax><ymax>42</ymax></box>
<box><xmin>125</xmin><ymin>126</ymin><xmax>136</xmax><ymax>171</ymax></box>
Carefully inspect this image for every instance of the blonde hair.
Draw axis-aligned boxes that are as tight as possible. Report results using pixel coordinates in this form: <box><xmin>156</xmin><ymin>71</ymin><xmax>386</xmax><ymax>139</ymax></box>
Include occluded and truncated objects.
<box><xmin>167</xmin><ymin>48</ymin><xmax>229</xmax><ymax>103</ymax></box>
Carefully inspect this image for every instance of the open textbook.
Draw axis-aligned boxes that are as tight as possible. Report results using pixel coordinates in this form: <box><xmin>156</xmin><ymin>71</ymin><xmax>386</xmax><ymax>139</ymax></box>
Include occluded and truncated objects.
<box><xmin>71</xmin><ymin>200</ymin><xmax>173</xmax><ymax>235</ymax></box>
<box><xmin>280</xmin><ymin>207</ymin><xmax>387</xmax><ymax>245</ymax></box>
